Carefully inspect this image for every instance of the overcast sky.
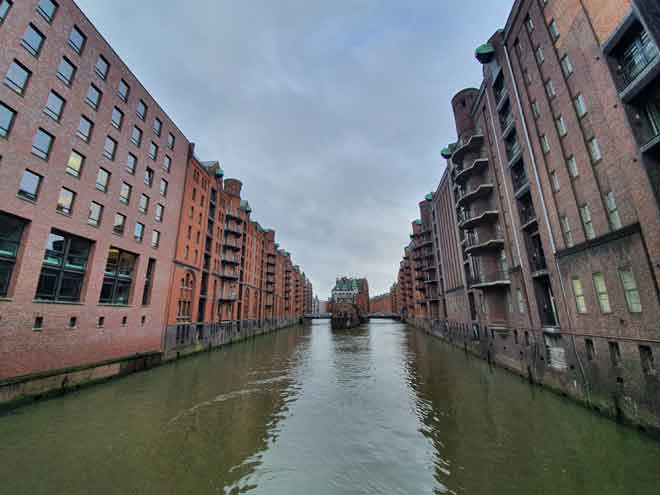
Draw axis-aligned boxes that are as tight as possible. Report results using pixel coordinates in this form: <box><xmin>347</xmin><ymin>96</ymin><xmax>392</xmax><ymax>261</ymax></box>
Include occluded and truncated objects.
<box><xmin>77</xmin><ymin>0</ymin><xmax>512</xmax><ymax>298</ymax></box>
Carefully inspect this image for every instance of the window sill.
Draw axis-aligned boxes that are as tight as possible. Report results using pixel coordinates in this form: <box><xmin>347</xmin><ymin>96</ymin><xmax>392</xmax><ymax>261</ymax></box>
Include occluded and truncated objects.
<box><xmin>32</xmin><ymin>300</ymin><xmax>84</xmax><ymax>305</ymax></box>
<box><xmin>98</xmin><ymin>303</ymin><xmax>132</xmax><ymax>307</ymax></box>
<box><xmin>17</xmin><ymin>194</ymin><xmax>38</xmax><ymax>205</ymax></box>
<box><xmin>0</xmin><ymin>297</ymin><xmax>13</xmax><ymax>303</ymax></box>
<box><xmin>56</xmin><ymin>210</ymin><xmax>73</xmax><ymax>218</ymax></box>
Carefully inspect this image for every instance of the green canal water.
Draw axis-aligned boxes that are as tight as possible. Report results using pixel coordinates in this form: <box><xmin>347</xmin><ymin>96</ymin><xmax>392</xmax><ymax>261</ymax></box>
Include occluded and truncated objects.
<box><xmin>2</xmin><ymin>320</ymin><xmax>660</xmax><ymax>494</ymax></box>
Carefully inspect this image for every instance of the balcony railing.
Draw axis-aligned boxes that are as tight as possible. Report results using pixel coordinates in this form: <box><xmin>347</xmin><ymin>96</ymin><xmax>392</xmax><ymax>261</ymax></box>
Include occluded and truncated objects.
<box><xmin>219</xmin><ymin>268</ymin><xmax>239</xmax><ymax>279</ymax></box>
<box><xmin>619</xmin><ymin>30</ymin><xmax>659</xmax><ymax>87</ymax></box>
<box><xmin>468</xmin><ymin>270</ymin><xmax>510</xmax><ymax>286</ymax></box>
<box><xmin>224</xmin><ymin>222</ymin><xmax>243</xmax><ymax>235</ymax></box>
<box><xmin>529</xmin><ymin>250</ymin><xmax>548</xmax><ymax>272</ymax></box>
<box><xmin>512</xmin><ymin>172</ymin><xmax>529</xmax><ymax>194</ymax></box>
<box><xmin>506</xmin><ymin>141</ymin><xmax>521</xmax><ymax>163</ymax></box>
<box><xmin>518</xmin><ymin>205</ymin><xmax>537</xmax><ymax>226</ymax></box>
<box><xmin>223</xmin><ymin>238</ymin><xmax>241</xmax><ymax>250</ymax></box>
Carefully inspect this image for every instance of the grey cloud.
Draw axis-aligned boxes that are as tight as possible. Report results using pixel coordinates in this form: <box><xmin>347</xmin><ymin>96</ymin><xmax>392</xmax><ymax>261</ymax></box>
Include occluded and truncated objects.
<box><xmin>77</xmin><ymin>0</ymin><xmax>511</xmax><ymax>296</ymax></box>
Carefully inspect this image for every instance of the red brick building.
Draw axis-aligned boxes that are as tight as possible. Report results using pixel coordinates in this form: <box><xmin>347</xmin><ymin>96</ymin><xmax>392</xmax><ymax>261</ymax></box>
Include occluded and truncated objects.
<box><xmin>0</xmin><ymin>0</ymin><xmax>310</xmax><ymax>399</ymax></box>
<box><xmin>397</xmin><ymin>0</ymin><xmax>660</xmax><ymax>433</ymax></box>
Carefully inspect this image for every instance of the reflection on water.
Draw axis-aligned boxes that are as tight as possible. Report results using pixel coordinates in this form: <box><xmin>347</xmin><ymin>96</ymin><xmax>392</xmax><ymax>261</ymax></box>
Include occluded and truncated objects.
<box><xmin>1</xmin><ymin>320</ymin><xmax>660</xmax><ymax>494</ymax></box>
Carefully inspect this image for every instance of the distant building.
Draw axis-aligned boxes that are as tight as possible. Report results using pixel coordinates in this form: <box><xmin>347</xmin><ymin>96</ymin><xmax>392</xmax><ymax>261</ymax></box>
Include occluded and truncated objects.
<box><xmin>330</xmin><ymin>277</ymin><xmax>369</xmax><ymax>314</ymax></box>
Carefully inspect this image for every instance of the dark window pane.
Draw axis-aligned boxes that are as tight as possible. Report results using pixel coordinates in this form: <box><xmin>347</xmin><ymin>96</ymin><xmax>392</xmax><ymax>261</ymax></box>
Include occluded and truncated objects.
<box><xmin>111</xmin><ymin>107</ymin><xmax>123</xmax><ymax>129</ymax></box>
<box><xmin>58</xmin><ymin>272</ymin><xmax>84</xmax><ymax>301</ymax></box>
<box><xmin>35</xmin><ymin>268</ymin><xmax>58</xmax><ymax>299</ymax></box>
<box><xmin>113</xmin><ymin>213</ymin><xmax>126</xmax><ymax>235</ymax></box>
<box><xmin>0</xmin><ymin>259</ymin><xmax>13</xmax><ymax>296</ymax></box>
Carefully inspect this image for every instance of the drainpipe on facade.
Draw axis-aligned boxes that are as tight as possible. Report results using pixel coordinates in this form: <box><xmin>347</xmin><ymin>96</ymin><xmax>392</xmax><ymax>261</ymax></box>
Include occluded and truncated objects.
<box><xmin>503</xmin><ymin>45</ymin><xmax>591</xmax><ymax>403</ymax></box>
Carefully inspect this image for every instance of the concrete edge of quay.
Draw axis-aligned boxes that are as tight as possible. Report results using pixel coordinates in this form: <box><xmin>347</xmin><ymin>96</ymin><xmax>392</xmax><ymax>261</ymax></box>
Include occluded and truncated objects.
<box><xmin>405</xmin><ymin>318</ymin><xmax>660</xmax><ymax>441</ymax></box>
<box><xmin>0</xmin><ymin>318</ymin><xmax>304</xmax><ymax>414</ymax></box>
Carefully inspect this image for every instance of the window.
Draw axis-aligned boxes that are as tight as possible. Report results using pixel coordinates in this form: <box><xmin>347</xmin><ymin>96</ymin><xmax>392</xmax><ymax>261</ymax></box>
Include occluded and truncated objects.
<box><xmin>541</xmin><ymin>134</ymin><xmax>550</xmax><ymax>154</ymax></box>
<box><xmin>640</xmin><ymin>346</ymin><xmax>655</xmax><ymax>375</ymax></box>
<box><xmin>151</xmin><ymin>230</ymin><xmax>160</xmax><ymax>248</ymax></box>
<box><xmin>56</xmin><ymin>187</ymin><xmax>75</xmax><ymax>215</ymax></box>
<box><xmin>44</xmin><ymin>91</ymin><xmax>65</xmax><ymax>121</ymax></box>
<box><xmin>548</xmin><ymin>20</ymin><xmax>560</xmax><ymax>40</ymax></box>
<box><xmin>137</xmin><ymin>100</ymin><xmax>147</xmax><ymax>121</ymax></box>
<box><xmin>0</xmin><ymin>101</ymin><xmax>16</xmax><ymax>137</ymax></box>
<box><xmin>134</xmin><ymin>222</ymin><xmax>145</xmax><ymax>242</ymax></box>
<box><xmin>580</xmin><ymin>205</ymin><xmax>595</xmax><ymax>240</ymax></box>
<box><xmin>605</xmin><ymin>192</ymin><xmax>622</xmax><ymax>230</ymax></box>
<box><xmin>68</xmin><ymin>26</ymin><xmax>86</xmax><ymax>54</ymax></box>
<box><xmin>153</xmin><ymin>117</ymin><xmax>162</xmax><ymax>136</ymax></box>
<box><xmin>36</xmin><ymin>0</ymin><xmax>58</xmax><ymax>23</ymax></box>
<box><xmin>574</xmin><ymin>94</ymin><xmax>587</xmax><ymax>118</ymax></box>
<box><xmin>56</xmin><ymin>57</ymin><xmax>76</xmax><ymax>87</ymax></box>
<box><xmin>535</xmin><ymin>47</ymin><xmax>545</xmax><ymax>65</ymax></box>
<box><xmin>118</xmin><ymin>79</ymin><xmax>130</xmax><ymax>102</ymax></box>
<box><xmin>77</xmin><ymin>115</ymin><xmax>93</xmax><ymax>142</ymax></box>
<box><xmin>113</xmin><ymin>213</ymin><xmax>126</xmax><ymax>235</ymax></box>
<box><xmin>32</xmin><ymin>129</ymin><xmax>54</xmax><ymax>160</ymax></box>
<box><xmin>592</xmin><ymin>273</ymin><xmax>611</xmax><ymax>313</ymax></box>
<box><xmin>96</xmin><ymin>168</ymin><xmax>110</xmax><ymax>192</ymax></box>
<box><xmin>88</xmin><ymin>201</ymin><xmax>103</xmax><ymax>226</ymax></box>
<box><xmin>163</xmin><ymin>155</ymin><xmax>171</xmax><ymax>172</ymax></box>
<box><xmin>550</xmin><ymin>171</ymin><xmax>560</xmax><ymax>192</ymax></box>
<box><xmin>103</xmin><ymin>136</ymin><xmax>117</xmax><ymax>161</ymax></box>
<box><xmin>155</xmin><ymin>203</ymin><xmax>164</xmax><ymax>223</ymax></box>
<box><xmin>149</xmin><ymin>141</ymin><xmax>158</xmax><ymax>160</ymax></box>
<box><xmin>68</xmin><ymin>316</ymin><xmax>77</xmax><ymax>329</ymax></box>
<box><xmin>0</xmin><ymin>0</ymin><xmax>13</xmax><ymax>24</ymax></box>
<box><xmin>609</xmin><ymin>342</ymin><xmax>622</xmax><ymax>367</ymax></box>
<box><xmin>561</xmin><ymin>215</ymin><xmax>574</xmax><ymax>247</ymax></box>
<box><xmin>111</xmin><ymin>107</ymin><xmax>123</xmax><ymax>129</ymax></box>
<box><xmin>119</xmin><ymin>182</ymin><xmax>132</xmax><ymax>204</ymax></box>
<box><xmin>531</xmin><ymin>100</ymin><xmax>540</xmax><ymax>120</ymax></box>
<box><xmin>65</xmin><ymin>150</ymin><xmax>84</xmax><ymax>177</ymax></box>
<box><xmin>36</xmin><ymin>230</ymin><xmax>91</xmax><ymax>302</ymax></box>
<box><xmin>516</xmin><ymin>288</ymin><xmax>525</xmax><ymax>314</ymax></box>
<box><xmin>545</xmin><ymin>80</ymin><xmax>556</xmax><ymax>98</ymax></box>
<box><xmin>525</xmin><ymin>15</ymin><xmax>534</xmax><ymax>32</ymax></box>
<box><xmin>33</xmin><ymin>316</ymin><xmax>44</xmax><ymax>330</ymax></box>
<box><xmin>561</xmin><ymin>55</ymin><xmax>574</xmax><ymax>77</ymax></box>
<box><xmin>99</xmin><ymin>247</ymin><xmax>137</xmax><ymax>305</ymax></box>
<box><xmin>556</xmin><ymin>115</ymin><xmax>567</xmax><ymax>137</ymax></box>
<box><xmin>523</xmin><ymin>68</ymin><xmax>532</xmax><ymax>85</ymax></box>
<box><xmin>22</xmin><ymin>24</ymin><xmax>45</xmax><ymax>58</ymax></box>
<box><xmin>85</xmin><ymin>84</ymin><xmax>102</xmax><ymax>109</ymax></box>
<box><xmin>566</xmin><ymin>155</ymin><xmax>579</xmax><ymax>178</ymax></box>
<box><xmin>95</xmin><ymin>55</ymin><xmax>109</xmax><ymax>80</ymax></box>
<box><xmin>585</xmin><ymin>339</ymin><xmax>596</xmax><ymax>361</ymax></box>
<box><xmin>167</xmin><ymin>132</ymin><xmax>175</xmax><ymax>150</ymax></box>
<box><xmin>619</xmin><ymin>269</ymin><xmax>642</xmax><ymax>313</ymax></box>
<box><xmin>131</xmin><ymin>126</ymin><xmax>142</xmax><ymax>146</ymax></box>
<box><xmin>588</xmin><ymin>137</ymin><xmax>602</xmax><ymax>162</ymax></box>
<box><xmin>141</xmin><ymin>258</ymin><xmax>156</xmax><ymax>305</ymax></box>
<box><xmin>138</xmin><ymin>194</ymin><xmax>149</xmax><ymax>214</ymax></box>
<box><xmin>5</xmin><ymin>60</ymin><xmax>31</xmax><ymax>94</ymax></box>
<box><xmin>572</xmin><ymin>277</ymin><xmax>587</xmax><ymax>313</ymax></box>
<box><xmin>0</xmin><ymin>212</ymin><xmax>26</xmax><ymax>297</ymax></box>
<box><xmin>144</xmin><ymin>167</ymin><xmax>154</xmax><ymax>187</ymax></box>
<box><xmin>126</xmin><ymin>153</ymin><xmax>137</xmax><ymax>175</ymax></box>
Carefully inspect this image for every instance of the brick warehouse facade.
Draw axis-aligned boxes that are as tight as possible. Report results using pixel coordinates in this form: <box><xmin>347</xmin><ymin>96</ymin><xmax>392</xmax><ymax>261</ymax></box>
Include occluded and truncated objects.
<box><xmin>0</xmin><ymin>0</ymin><xmax>310</xmax><ymax>403</ymax></box>
<box><xmin>397</xmin><ymin>0</ymin><xmax>660</xmax><ymax>434</ymax></box>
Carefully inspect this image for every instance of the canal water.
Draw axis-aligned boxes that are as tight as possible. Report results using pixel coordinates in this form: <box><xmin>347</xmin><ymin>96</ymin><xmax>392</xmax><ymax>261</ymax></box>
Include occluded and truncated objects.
<box><xmin>2</xmin><ymin>320</ymin><xmax>660</xmax><ymax>494</ymax></box>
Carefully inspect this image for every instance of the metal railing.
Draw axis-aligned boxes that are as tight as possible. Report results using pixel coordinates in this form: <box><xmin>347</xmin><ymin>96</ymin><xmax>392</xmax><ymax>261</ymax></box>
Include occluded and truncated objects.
<box><xmin>468</xmin><ymin>270</ymin><xmax>510</xmax><ymax>286</ymax></box>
